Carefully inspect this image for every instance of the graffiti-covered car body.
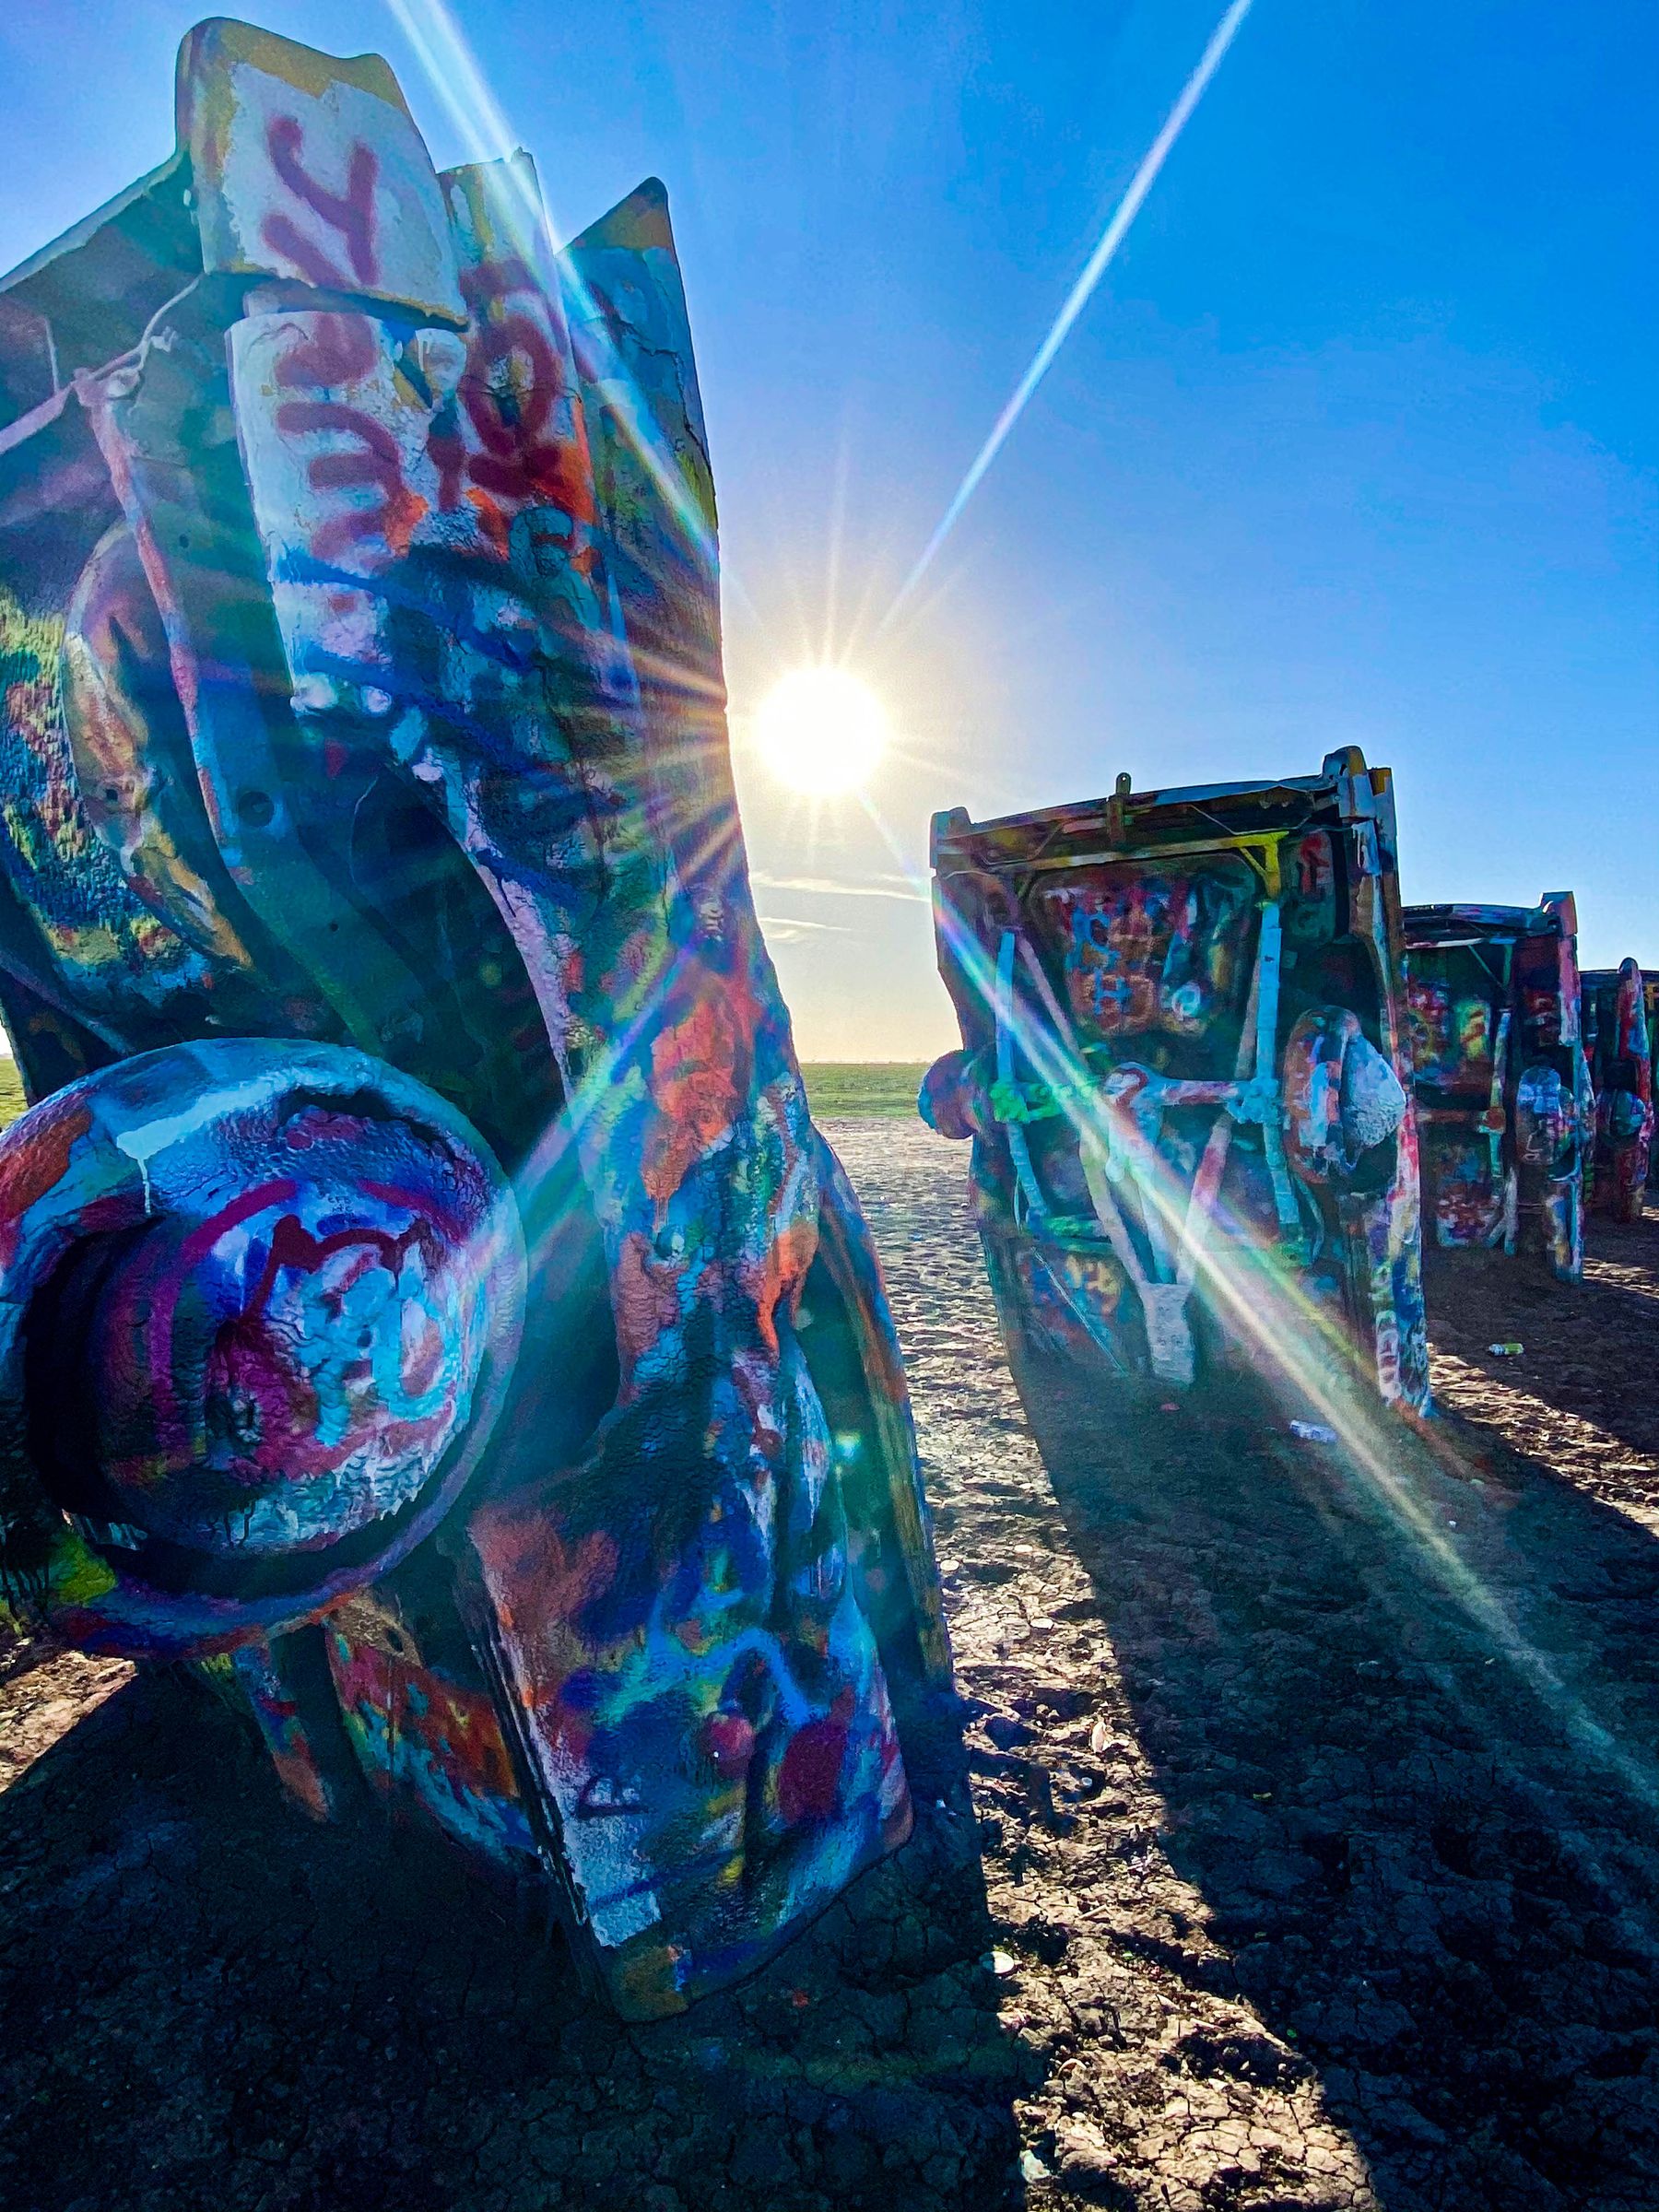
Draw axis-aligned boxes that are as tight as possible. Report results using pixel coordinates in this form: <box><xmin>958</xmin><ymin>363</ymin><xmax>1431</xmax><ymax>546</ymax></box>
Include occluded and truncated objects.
<box><xmin>0</xmin><ymin>19</ymin><xmax>951</xmax><ymax>2019</ymax></box>
<box><xmin>1402</xmin><ymin>897</ymin><xmax>1590</xmax><ymax>1280</ymax></box>
<box><xmin>1580</xmin><ymin>961</ymin><xmax>1654</xmax><ymax>1220</ymax></box>
<box><xmin>920</xmin><ymin>748</ymin><xmax>1429</xmax><ymax>1439</ymax></box>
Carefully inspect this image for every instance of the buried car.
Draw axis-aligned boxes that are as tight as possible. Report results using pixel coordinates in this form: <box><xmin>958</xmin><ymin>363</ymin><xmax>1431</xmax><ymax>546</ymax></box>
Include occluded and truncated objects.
<box><xmin>1580</xmin><ymin>960</ymin><xmax>1655</xmax><ymax>1220</ymax></box>
<box><xmin>1402</xmin><ymin>897</ymin><xmax>1591</xmax><ymax>1281</ymax></box>
<box><xmin>0</xmin><ymin>20</ymin><xmax>953</xmax><ymax>2019</ymax></box>
<box><xmin>920</xmin><ymin>747</ymin><xmax>1429</xmax><ymax>1445</ymax></box>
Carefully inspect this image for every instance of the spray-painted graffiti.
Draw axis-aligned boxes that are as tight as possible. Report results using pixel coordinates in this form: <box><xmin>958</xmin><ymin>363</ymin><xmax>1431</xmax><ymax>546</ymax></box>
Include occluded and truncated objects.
<box><xmin>922</xmin><ymin>751</ymin><xmax>1430</xmax><ymax>1436</ymax></box>
<box><xmin>1402</xmin><ymin>898</ymin><xmax>1590</xmax><ymax>1281</ymax></box>
<box><xmin>1580</xmin><ymin>959</ymin><xmax>1654</xmax><ymax>1223</ymax></box>
<box><xmin>0</xmin><ymin>19</ymin><xmax>952</xmax><ymax>2019</ymax></box>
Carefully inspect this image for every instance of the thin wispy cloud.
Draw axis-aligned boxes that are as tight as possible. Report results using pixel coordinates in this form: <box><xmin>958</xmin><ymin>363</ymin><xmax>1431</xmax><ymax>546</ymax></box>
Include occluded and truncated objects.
<box><xmin>750</xmin><ymin>871</ymin><xmax>930</xmax><ymax>905</ymax></box>
<box><xmin>755</xmin><ymin>913</ymin><xmax>854</xmax><ymax>940</ymax></box>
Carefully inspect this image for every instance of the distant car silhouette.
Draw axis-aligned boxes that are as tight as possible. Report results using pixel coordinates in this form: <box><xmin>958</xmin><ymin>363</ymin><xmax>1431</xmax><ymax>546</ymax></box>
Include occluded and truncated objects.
<box><xmin>1402</xmin><ymin>896</ymin><xmax>1591</xmax><ymax>1280</ymax></box>
<box><xmin>1579</xmin><ymin>959</ymin><xmax>1655</xmax><ymax>1221</ymax></box>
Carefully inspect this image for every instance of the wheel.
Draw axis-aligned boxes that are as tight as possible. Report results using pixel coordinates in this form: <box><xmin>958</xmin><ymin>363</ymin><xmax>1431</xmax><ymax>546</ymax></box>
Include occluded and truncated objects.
<box><xmin>0</xmin><ymin>1037</ymin><xmax>524</xmax><ymax>1656</ymax></box>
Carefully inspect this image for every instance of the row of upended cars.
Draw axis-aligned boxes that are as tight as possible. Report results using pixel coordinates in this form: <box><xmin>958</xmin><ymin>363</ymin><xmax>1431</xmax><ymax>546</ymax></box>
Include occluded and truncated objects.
<box><xmin>922</xmin><ymin>747</ymin><xmax>1653</xmax><ymax>1454</ymax></box>
<box><xmin>0</xmin><ymin>21</ymin><xmax>1646</xmax><ymax>2024</ymax></box>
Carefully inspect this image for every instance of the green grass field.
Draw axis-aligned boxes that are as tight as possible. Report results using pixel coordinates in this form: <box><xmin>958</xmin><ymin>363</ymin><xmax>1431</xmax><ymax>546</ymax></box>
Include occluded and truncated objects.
<box><xmin>0</xmin><ymin>1059</ymin><xmax>926</xmax><ymax>1128</ymax></box>
<box><xmin>799</xmin><ymin>1063</ymin><xmax>929</xmax><ymax>1119</ymax></box>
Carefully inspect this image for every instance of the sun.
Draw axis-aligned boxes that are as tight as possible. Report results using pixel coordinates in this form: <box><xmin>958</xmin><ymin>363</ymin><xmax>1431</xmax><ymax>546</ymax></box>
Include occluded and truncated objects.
<box><xmin>755</xmin><ymin>666</ymin><xmax>889</xmax><ymax>797</ymax></box>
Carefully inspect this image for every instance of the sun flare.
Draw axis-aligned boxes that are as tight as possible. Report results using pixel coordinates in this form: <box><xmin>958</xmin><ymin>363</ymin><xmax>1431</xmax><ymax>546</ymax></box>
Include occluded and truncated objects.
<box><xmin>755</xmin><ymin>666</ymin><xmax>889</xmax><ymax>797</ymax></box>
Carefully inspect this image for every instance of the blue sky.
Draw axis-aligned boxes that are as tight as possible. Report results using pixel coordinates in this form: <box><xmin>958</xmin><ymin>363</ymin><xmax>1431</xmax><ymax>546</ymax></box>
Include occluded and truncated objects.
<box><xmin>3</xmin><ymin>0</ymin><xmax>1653</xmax><ymax>1056</ymax></box>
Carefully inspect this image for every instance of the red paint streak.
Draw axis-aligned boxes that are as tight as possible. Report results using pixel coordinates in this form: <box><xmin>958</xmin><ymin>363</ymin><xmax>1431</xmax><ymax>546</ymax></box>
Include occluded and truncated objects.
<box><xmin>269</xmin><ymin>1745</ymin><xmax>333</xmax><ymax>1822</ymax></box>
<box><xmin>402</xmin><ymin>1303</ymin><xmax>446</xmax><ymax>1397</ymax></box>
<box><xmin>457</xmin><ymin>259</ymin><xmax>534</xmax><ymax>316</ymax></box>
<box><xmin>465</xmin><ymin>313</ymin><xmax>588</xmax><ymax>510</ymax></box>
<box><xmin>430</xmin><ymin>258</ymin><xmax>596</xmax><ymax>537</ymax></box>
<box><xmin>274</xmin><ymin>398</ymin><xmax>425</xmax><ymax>559</ymax></box>
<box><xmin>253</xmin><ymin>124</ymin><xmax>429</xmax><ymax>564</ymax></box>
<box><xmin>469</xmin><ymin>1512</ymin><xmax>617</xmax><ymax>1665</ymax></box>
<box><xmin>465</xmin><ymin>487</ymin><xmax>512</xmax><ymax>561</ymax></box>
<box><xmin>777</xmin><ymin>1688</ymin><xmax>853</xmax><ymax>1826</ymax></box>
<box><xmin>427</xmin><ymin>409</ymin><xmax>467</xmax><ymax>515</ymax></box>
<box><xmin>274</xmin><ymin>312</ymin><xmax>377</xmax><ymax>392</ymax></box>
<box><xmin>0</xmin><ymin>1095</ymin><xmax>91</xmax><ymax>1269</ymax></box>
<box><xmin>261</xmin><ymin>117</ymin><xmax>380</xmax><ymax>288</ymax></box>
<box><xmin>179</xmin><ymin>1178</ymin><xmax>301</xmax><ymax>1265</ymax></box>
<box><xmin>611</xmin><ymin>1230</ymin><xmax>683</xmax><ymax>1373</ymax></box>
<box><xmin>641</xmin><ymin>993</ymin><xmax>746</xmax><ymax>1208</ymax></box>
<box><xmin>242</xmin><ymin>1210</ymin><xmax>438</xmax><ymax>1329</ymax></box>
<box><xmin>330</xmin><ymin>1637</ymin><xmax>524</xmax><ymax>1803</ymax></box>
<box><xmin>360</xmin><ymin>1177</ymin><xmax>478</xmax><ymax>1245</ymax></box>
<box><xmin>702</xmin><ymin>1709</ymin><xmax>756</xmax><ymax>1778</ymax></box>
<box><xmin>743</xmin><ymin>1218</ymin><xmax>818</xmax><ymax>1360</ymax></box>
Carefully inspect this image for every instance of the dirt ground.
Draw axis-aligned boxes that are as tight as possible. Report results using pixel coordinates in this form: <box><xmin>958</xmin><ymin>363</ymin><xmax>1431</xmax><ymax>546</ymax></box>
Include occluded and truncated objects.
<box><xmin>4</xmin><ymin>1120</ymin><xmax>1658</xmax><ymax>2211</ymax></box>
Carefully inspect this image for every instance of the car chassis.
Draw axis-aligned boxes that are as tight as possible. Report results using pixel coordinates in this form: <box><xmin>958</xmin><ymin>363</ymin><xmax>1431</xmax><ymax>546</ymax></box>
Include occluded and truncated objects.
<box><xmin>922</xmin><ymin>747</ymin><xmax>1430</xmax><ymax>1433</ymax></box>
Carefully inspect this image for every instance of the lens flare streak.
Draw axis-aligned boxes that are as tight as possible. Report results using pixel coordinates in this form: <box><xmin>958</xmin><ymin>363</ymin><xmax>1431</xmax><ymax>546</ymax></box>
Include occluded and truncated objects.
<box><xmin>929</xmin><ymin>899</ymin><xmax>1659</xmax><ymax>1818</ymax></box>
<box><xmin>882</xmin><ymin>0</ymin><xmax>1256</xmax><ymax>628</ymax></box>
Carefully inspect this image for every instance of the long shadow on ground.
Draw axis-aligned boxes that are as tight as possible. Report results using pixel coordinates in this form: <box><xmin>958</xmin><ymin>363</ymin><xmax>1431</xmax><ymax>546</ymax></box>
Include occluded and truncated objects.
<box><xmin>1426</xmin><ymin>1226</ymin><xmax>1659</xmax><ymax>1491</ymax></box>
<box><xmin>0</xmin><ymin>1668</ymin><xmax>1026</xmax><ymax>2212</ymax></box>
<box><xmin>1034</xmin><ymin>1377</ymin><xmax>1659</xmax><ymax>2212</ymax></box>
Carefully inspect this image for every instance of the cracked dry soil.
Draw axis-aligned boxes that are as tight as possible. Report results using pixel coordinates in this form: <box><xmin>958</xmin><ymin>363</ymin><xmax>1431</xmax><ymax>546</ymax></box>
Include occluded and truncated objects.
<box><xmin>4</xmin><ymin>1118</ymin><xmax>1659</xmax><ymax>2211</ymax></box>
